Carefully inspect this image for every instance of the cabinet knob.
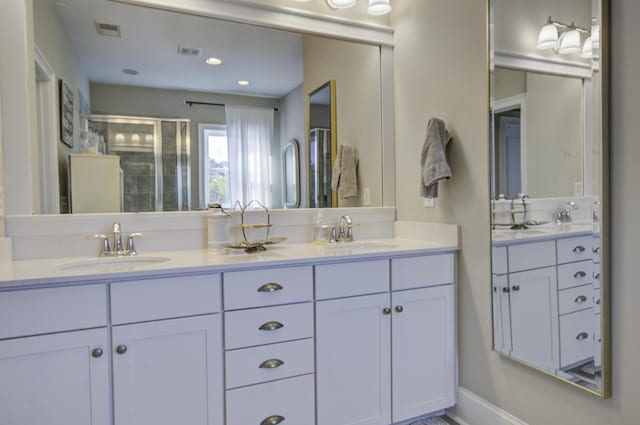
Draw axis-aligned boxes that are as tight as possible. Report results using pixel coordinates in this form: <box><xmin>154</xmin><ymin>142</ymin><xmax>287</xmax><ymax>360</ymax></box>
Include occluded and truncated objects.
<box><xmin>395</xmin><ymin>305</ymin><xmax>404</xmax><ymax>313</ymax></box>
<box><xmin>594</xmin><ymin>272</ymin><xmax>601</xmax><ymax>280</ymax></box>
<box><xmin>259</xmin><ymin>359</ymin><xmax>285</xmax><ymax>369</ymax></box>
<box><xmin>576</xmin><ymin>332</ymin><xmax>589</xmax><ymax>341</ymax></box>
<box><xmin>573</xmin><ymin>271</ymin><xmax>586</xmax><ymax>279</ymax></box>
<box><xmin>261</xmin><ymin>415</ymin><xmax>285</xmax><ymax>425</ymax></box>
<box><xmin>382</xmin><ymin>307</ymin><xmax>392</xmax><ymax>315</ymax></box>
<box><xmin>116</xmin><ymin>344</ymin><xmax>128</xmax><ymax>355</ymax></box>
<box><xmin>511</xmin><ymin>285</ymin><xmax>520</xmax><ymax>292</ymax></box>
<box><xmin>502</xmin><ymin>287</ymin><xmax>510</xmax><ymax>293</ymax></box>
<box><xmin>259</xmin><ymin>321</ymin><xmax>284</xmax><ymax>331</ymax></box>
<box><xmin>593</xmin><ymin>246</ymin><xmax>601</xmax><ymax>254</ymax></box>
<box><xmin>574</xmin><ymin>295</ymin><xmax>588</xmax><ymax>304</ymax></box>
<box><xmin>573</xmin><ymin>245</ymin><xmax>586</xmax><ymax>253</ymax></box>
<box><xmin>91</xmin><ymin>348</ymin><xmax>104</xmax><ymax>358</ymax></box>
<box><xmin>257</xmin><ymin>283</ymin><xmax>283</xmax><ymax>293</ymax></box>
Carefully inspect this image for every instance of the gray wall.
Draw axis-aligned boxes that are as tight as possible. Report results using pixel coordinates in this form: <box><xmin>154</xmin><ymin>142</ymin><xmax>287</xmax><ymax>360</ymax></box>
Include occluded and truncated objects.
<box><xmin>395</xmin><ymin>0</ymin><xmax>639</xmax><ymax>424</ymax></box>
<box><xmin>90</xmin><ymin>83</ymin><xmax>281</xmax><ymax>209</ymax></box>
<box><xmin>280</xmin><ymin>83</ymin><xmax>305</xmax><ymax>207</ymax></box>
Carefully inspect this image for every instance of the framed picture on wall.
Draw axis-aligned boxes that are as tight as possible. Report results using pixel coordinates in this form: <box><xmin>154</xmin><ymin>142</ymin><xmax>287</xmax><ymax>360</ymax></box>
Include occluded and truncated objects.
<box><xmin>59</xmin><ymin>79</ymin><xmax>74</xmax><ymax>147</ymax></box>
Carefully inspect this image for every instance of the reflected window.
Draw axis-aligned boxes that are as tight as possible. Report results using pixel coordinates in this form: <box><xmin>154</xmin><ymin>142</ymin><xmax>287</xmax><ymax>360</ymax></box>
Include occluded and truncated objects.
<box><xmin>201</xmin><ymin>124</ymin><xmax>231</xmax><ymax>208</ymax></box>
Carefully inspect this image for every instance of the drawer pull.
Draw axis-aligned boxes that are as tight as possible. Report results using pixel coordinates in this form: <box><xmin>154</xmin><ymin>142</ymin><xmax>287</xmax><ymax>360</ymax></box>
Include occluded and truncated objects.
<box><xmin>116</xmin><ymin>344</ymin><xmax>127</xmax><ymax>355</ymax></box>
<box><xmin>91</xmin><ymin>348</ymin><xmax>104</xmax><ymax>358</ymax></box>
<box><xmin>259</xmin><ymin>358</ymin><xmax>285</xmax><ymax>369</ymax></box>
<box><xmin>502</xmin><ymin>287</ymin><xmax>510</xmax><ymax>293</ymax></box>
<box><xmin>395</xmin><ymin>305</ymin><xmax>404</xmax><ymax>313</ymax></box>
<box><xmin>261</xmin><ymin>415</ymin><xmax>285</xmax><ymax>425</ymax></box>
<box><xmin>259</xmin><ymin>321</ymin><xmax>284</xmax><ymax>331</ymax></box>
<box><xmin>596</xmin><ymin>298</ymin><xmax>601</xmax><ymax>305</ymax></box>
<box><xmin>574</xmin><ymin>295</ymin><xmax>588</xmax><ymax>304</ymax></box>
<box><xmin>574</xmin><ymin>271</ymin><xmax>586</xmax><ymax>279</ymax></box>
<box><xmin>257</xmin><ymin>283</ymin><xmax>283</xmax><ymax>293</ymax></box>
<box><xmin>382</xmin><ymin>307</ymin><xmax>392</xmax><ymax>315</ymax></box>
<box><xmin>572</xmin><ymin>245</ymin><xmax>586</xmax><ymax>253</ymax></box>
<box><xmin>511</xmin><ymin>285</ymin><xmax>520</xmax><ymax>292</ymax></box>
<box><xmin>593</xmin><ymin>246</ymin><xmax>601</xmax><ymax>254</ymax></box>
<box><xmin>594</xmin><ymin>273</ymin><xmax>600</xmax><ymax>280</ymax></box>
<box><xmin>576</xmin><ymin>332</ymin><xmax>589</xmax><ymax>341</ymax></box>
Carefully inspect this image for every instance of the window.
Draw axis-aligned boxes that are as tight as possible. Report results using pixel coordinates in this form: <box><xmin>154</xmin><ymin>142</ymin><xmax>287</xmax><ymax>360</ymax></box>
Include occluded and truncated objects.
<box><xmin>199</xmin><ymin>124</ymin><xmax>231</xmax><ymax>208</ymax></box>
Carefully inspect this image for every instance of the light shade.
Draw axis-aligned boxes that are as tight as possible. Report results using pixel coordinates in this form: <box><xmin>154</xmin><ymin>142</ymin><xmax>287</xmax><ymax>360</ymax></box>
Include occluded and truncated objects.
<box><xmin>581</xmin><ymin>36</ymin><xmax>593</xmax><ymax>59</ymax></box>
<box><xmin>367</xmin><ymin>0</ymin><xmax>391</xmax><ymax>15</ymax></box>
<box><xmin>558</xmin><ymin>28</ymin><xmax>581</xmax><ymax>54</ymax></box>
<box><xmin>536</xmin><ymin>23</ymin><xmax>558</xmax><ymax>50</ymax></box>
<box><xmin>592</xmin><ymin>23</ymin><xmax>600</xmax><ymax>49</ymax></box>
<box><xmin>326</xmin><ymin>0</ymin><xmax>356</xmax><ymax>9</ymax></box>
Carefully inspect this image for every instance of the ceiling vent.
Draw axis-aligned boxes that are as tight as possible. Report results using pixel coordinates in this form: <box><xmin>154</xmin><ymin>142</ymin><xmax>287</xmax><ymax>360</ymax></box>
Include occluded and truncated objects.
<box><xmin>95</xmin><ymin>22</ymin><xmax>121</xmax><ymax>38</ymax></box>
<box><xmin>178</xmin><ymin>46</ymin><xmax>202</xmax><ymax>56</ymax></box>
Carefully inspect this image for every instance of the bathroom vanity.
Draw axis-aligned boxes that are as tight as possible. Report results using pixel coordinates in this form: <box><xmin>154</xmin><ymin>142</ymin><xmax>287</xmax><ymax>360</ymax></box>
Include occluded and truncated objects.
<box><xmin>0</xmin><ymin>239</ymin><xmax>457</xmax><ymax>425</ymax></box>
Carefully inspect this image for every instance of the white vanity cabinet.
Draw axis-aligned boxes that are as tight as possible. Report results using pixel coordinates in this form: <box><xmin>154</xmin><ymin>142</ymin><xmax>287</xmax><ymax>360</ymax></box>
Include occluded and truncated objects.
<box><xmin>223</xmin><ymin>266</ymin><xmax>315</xmax><ymax>425</ymax></box>
<box><xmin>0</xmin><ymin>285</ymin><xmax>110</xmax><ymax>425</ymax></box>
<box><xmin>316</xmin><ymin>254</ymin><xmax>455</xmax><ymax>425</ymax></box>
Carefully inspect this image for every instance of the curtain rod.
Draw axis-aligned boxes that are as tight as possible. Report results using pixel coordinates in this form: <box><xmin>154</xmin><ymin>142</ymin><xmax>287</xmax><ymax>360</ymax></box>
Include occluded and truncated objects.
<box><xmin>185</xmin><ymin>100</ymin><xmax>279</xmax><ymax>112</ymax></box>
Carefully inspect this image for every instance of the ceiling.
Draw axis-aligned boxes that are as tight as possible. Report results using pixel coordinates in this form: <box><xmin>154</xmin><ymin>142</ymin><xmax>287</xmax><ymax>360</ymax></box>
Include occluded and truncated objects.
<box><xmin>48</xmin><ymin>0</ymin><xmax>304</xmax><ymax>97</ymax></box>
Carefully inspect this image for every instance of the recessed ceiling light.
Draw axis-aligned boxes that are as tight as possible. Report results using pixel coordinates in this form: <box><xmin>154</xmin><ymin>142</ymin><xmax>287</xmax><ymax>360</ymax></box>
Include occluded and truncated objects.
<box><xmin>237</xmin><ymin>80</ymin><xmax>250</xmax><ymax>86</ymax></box>
<box><xmin>122</xmin><ymin>68</ymin><xmax>139</xmax><ymax>75</ymax></box>
<box><xmin>205</xmin><ymin>57</ymin><xmax>222</xmax><ymax>65</ymax></box>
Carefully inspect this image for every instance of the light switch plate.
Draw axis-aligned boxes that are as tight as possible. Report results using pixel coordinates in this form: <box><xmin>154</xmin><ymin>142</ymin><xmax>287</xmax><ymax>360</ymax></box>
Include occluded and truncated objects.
<box><xmin>423</xmin><ymin>197</ymin><xmax>435</xmax><ymax>208</ymax></box>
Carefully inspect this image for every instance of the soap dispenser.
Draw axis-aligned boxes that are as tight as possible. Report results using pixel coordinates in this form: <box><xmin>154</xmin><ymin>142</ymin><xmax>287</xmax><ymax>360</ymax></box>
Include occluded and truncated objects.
<box><xmin>207</xmin><ymin>203</ymin><xmax>231</xmax><ymax>253</ymax></box>
<box><xmin>313</xmin><ymin>210</ymin><xmax>331</xmax><ymax>245</ymax></box>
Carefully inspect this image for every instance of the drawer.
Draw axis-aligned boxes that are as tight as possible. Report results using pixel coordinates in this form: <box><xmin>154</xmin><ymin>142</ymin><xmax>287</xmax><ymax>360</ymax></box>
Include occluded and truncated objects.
<box><xmin>492</xmin><ymin>246</ymin><xmax>507</xmax><ymax>275</ymax></box>
<box><xmin>226</xmin><ymin>374</ymin><xmax>315</xmax><ymax>425</ymax></box>
<box><xmin>224</xmin><ymin>267</ymin><xmax>312</xmax><ymax>310</ymax></box>
<box><xmin>559</xmin><ymin>284</ymin><xmax>593</xmax><ymax>315</ymax></box>
<box><xmin>225</xmin><ymin>303</ymin><xmax>313</xmax><ymax>350</ymax></box>
<box><xmin>557</xmin><ymin>260</ymin><xmax>592</xmax><ymax>290</ymax></box>
<box><xmin>226</xmin><ymin>339</ymin><xmax>314</xmax><ymax>389</ymax></box>
<box><xmin>560</xmin><ymin>309</ymin><xmax>594</xmax><ymax>367</ymax></box>
<box><xmin>392</xmin><ymin>254</ymin><xmax>454</xmax><ymax>291</ymax></box>
<box><xmin>0</xmin><ymin>284</ymin><xmax>107</xmax><ymax>339</ymax></box>
<box><xmin>111</xmin><ymin>274</ymin><xmax>220</xmax><ymax>325</ymax></box>
<box><xmin>508</xmin><ymin>241</ymin><xmax>556</xmax><ymax>272</ymax></box>
<box><xmin>557</xmin><ymin>235</ymin><xmax>593</xmax><ymax>264</ymax></box>
<box><xmin>315</xmin><ymin>260</ymin><xmax>388</xmax><ymax>300</ymax></box>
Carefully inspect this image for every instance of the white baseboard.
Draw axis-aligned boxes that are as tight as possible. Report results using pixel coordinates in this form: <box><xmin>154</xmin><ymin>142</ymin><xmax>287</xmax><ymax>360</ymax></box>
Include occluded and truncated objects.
<box><xmin>446</xmin><ymin>387</ymin><xmax>528</xmax><ymax>425</ymax></box>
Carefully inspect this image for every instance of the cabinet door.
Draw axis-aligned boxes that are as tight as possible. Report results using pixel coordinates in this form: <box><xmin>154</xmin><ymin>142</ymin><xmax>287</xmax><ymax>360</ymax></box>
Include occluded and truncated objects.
<box><xmin>0</xmin><ymin>328</ymin><xmax>110</xmax><ymax>425</ymax></box>
<box><xmin>509</xmin><ymin>266</ymin><xmax>560</xmax><ymax>372</ymax></box>
<box><xmin>112</xmin><ymin>314</ymin><xmax>223</xmax><ymax>425</ymax></box>
<box><xmin>492</xmin><ymin>274</ymin><xmax>511</xmax><ymax>354</ymax></box>
<box><xmin>391</xmin><ymin>285</ymin><xmax>455</xmax><ymax>423</ymax></box>
<box><xmin>316</xmin><ymin>293</ymin><xmax>391</xmax><ymax>425</ymax></box>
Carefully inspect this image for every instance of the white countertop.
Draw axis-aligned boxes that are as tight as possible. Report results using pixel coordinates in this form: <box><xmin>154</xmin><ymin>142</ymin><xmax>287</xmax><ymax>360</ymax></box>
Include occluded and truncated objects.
<box><xmin>492</xmin><ymin>221</ymin><xmax>600</xmax><ymax>246</ymax></box>
<box><xmin>0</xmin><ymin>238</ymin><xmax>458</xmax><ymax>290</ymax></box>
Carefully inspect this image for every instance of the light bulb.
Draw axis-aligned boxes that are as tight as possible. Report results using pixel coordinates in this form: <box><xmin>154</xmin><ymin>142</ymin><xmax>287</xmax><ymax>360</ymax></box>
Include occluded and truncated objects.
<box><xmin>326</xmin><ymin>0</ymin><xmax>356</xmax><ymax>9</ymax></box>
<box><xmin>558</xmin><ymin>29</ymin><xmax>581</xmax><ymax>54</ymax></box>
<box><xmin>367</xmin><ymin>0</ymin><xmax>391</xmax><ymax>15</ymax></box>
<box><xmin>536</xmin><ymin>23</ymin><xmax>558</xmax><ymax>50</ymax></box>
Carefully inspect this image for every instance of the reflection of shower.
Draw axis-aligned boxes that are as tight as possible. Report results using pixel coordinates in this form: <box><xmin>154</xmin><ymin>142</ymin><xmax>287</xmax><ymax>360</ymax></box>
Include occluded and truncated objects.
<box><xmin>309</xmin><ymin>128</ymin><xmax>332</xmax><ymax>208</ymax></box>
<box><xmin>89</xmin><ymin>115</ymin><xmax>191</xmax><ymax>212</ymax></box>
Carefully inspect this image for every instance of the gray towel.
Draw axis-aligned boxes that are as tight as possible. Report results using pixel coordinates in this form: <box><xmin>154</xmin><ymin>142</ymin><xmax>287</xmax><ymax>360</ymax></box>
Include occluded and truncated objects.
<box><xmin>420</xmin><ymin>118</ymin><xmax>452</xmax><ymax>198</ymax></box>
<box><xmin>331</xmin><ymin>144</ymin><xmax>359</xmax><ymax>199</ymax></box>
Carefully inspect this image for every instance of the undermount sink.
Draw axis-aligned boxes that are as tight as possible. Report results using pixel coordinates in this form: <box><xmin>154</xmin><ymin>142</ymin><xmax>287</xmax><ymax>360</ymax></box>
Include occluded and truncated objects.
<box><xmin>57</xmin><ymin>255</ymin><xmax>170</xmax><ymax>271</ymax></box>
<box><xmin>322</xmin><ymin>241</ymin><xmax>397</xmax><ymax>251</ymax></box>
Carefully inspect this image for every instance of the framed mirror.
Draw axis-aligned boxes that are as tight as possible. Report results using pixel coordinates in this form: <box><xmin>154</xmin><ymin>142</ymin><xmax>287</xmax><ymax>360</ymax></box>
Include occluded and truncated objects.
<box><xmin>308</xmin><ymin>81</ymin><xmax>337</xmax><ymax>208</ymax></box>
<box><xmin>489</xmin><ymin>0</ymin><xmax>610</xmax><ymax>397</ymax></box>
<box><xmin>0</xmin><ymin>0</ymin><xmax>389</xmax><ymax>215</ymax></box>
<box><xmin>283</xmin><ymin>139</ymin><xmax>300</xmax><ymax>208</ymax></box>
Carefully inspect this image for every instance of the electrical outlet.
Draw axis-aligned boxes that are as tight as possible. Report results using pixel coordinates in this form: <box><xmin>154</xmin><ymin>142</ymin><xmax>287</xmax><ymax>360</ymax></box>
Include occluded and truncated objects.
<box><xmin>423</xmin><ymin>197</ymin><xmax>435</xmax><ymax>208</ymax></box>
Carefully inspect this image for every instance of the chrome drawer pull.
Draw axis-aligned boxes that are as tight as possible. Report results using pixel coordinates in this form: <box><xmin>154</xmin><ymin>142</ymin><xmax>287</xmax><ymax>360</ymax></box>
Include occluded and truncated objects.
<box><xmin>261</xmin><ymin>415</ymin><xmax>285</xmax><ymax>425</ymax></box>
<box><xmin>257</xmin><ymin>283</ymin><xmax>283</xmax><ymax>293</ymax></box>
<box><xmin>395</xmin><ymin>305</ymin><xmax>404</xmax><ymax>313</ymax></box>
<box><xmin>572</xmin><ymin>245</ymin><xmax>586</xmax><ymax>253</ymax></box>
<box><xmin>259</xmin><ymin>359</ymin><xmax>285</xmax><ymax>369</ymax></box>
<box><xmin>91</xmin><ymin>348</ymin><xmax>104</xmax><ymax>358</ymax></box>
<box><xmin>502</xmin><ymin>287</ymin><xmax>510</xmax><ymax>293</ymax></box>
<box><xmin>116</xmin><ymin>345</ymin><xmax>127</xmax><ymax>355</ymax></box>
<box><xmin>573</xmin><ymin>271</ymin><xmax>586</xmax><ymax>279</ymax></box>
<box><xmin>596</xmin><ymin>299</ymin><xmax>601</xmax><ymax>305</ymax></box>
<box><xmin>576</xmin><ymin>332</ymin><xmax>589</xmax><ymax>341</ymax></box>
<box><xmin>382</xmin><ymin>307</ymin><xmax>391</xmax><ymax>315</ymax></box>
<box><xmin>593</xmin><ymin>247</ymin><xmax>600</xmax><ymax>254</ymax></box>
<box><xmin>259</xmin><ymin>321</ymin><xmax>284</xmax><ymax>331</ymax></box>
<box><xmin>511</xmin><ymin>285</ymin><xmax>520</xmax><ymax>292</ymax></box>
<box><xmin>594</xmin><ymin>273</ymin><xmax>601</xmax><ymax>280</ymax></box>
<box><xmin>574</xmin><ymin>295</ymin><xmax>588</xmax><ymax>304</ymax></box>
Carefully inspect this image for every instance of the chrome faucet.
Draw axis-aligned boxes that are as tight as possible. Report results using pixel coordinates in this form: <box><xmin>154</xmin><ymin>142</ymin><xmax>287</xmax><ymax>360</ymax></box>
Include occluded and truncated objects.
<box><xmin>338</xmin><ymin>215</ymin><xmax>354</xmax><ymax>242</ymax></box>
<box><xmin>90</xmin><ymin>222</ymin><xmax>143</xmax><ymax>257</ymax></box>
<box><xmin>553</xmin><ymin>201</ymin><xmax>579</xmax><ymax>223</ymax></box>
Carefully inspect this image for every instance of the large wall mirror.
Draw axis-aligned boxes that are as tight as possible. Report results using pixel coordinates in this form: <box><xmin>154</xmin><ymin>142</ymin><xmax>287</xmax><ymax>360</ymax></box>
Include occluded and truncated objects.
<box><xmin>3</xmin><ymin>0</ymin><xmax>388</xmax><ymax>214</ymax></box>
<box><xmin>489</xmin><ymin>0</ymin><xmax>610</xmax><ymax>397</ymax></box>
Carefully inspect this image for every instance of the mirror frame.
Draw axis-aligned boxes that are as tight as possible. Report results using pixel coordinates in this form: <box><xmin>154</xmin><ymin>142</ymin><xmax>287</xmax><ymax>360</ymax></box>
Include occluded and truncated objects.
<box><xmin>488</xmin><ymin>0</ymin><xmax>611</xmax><ymax>398</ymax></box>
<box><xmin>282</xmin><ymin>138</ymin><xmax>300</xmax><ymax>208</ymax></box>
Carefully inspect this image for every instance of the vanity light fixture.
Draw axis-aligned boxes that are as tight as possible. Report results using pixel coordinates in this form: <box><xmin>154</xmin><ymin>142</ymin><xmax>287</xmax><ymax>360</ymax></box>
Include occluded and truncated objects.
<box><xmin>205</xmin><ymin>57</ymin><xmax>222</xmax><ymax>65</ymax></box>
<box><xmin>237</xmin><ymin>80</ymin><xmax>250</xmax><ymax>86</ymax></box>
<box><xmin>326</xmin><ymin>0</ymin><xmax>357</xmax><ymax>8</ymax></box>
<box><xmin>536</xmin><ymin>16</ymin><xmax>594</xmax><ymax>58</ymax></box>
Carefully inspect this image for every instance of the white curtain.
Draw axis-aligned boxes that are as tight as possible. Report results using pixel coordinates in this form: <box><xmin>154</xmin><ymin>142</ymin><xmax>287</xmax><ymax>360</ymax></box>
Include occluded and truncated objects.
<box><xmin>225</xmin><ymin>104</ymin><xmax>274</xmax><ymax>207</ymax></box>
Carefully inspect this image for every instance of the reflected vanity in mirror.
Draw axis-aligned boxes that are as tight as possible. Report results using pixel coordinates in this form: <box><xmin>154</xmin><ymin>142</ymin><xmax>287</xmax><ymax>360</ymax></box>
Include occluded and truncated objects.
<box><xmin>308</xmin><ymin>81</ymin><xmax>337</xmax><ymax>208</ymax></box>
<box><xmin>22</xmin><ymin>0</ymin><xmax>386</xmax><ymax>214</ymax></box>
<box><xmin>489</xmin><ymin>0</ymin><xmax>609</xmax><ymax>397</ymax></box>
<box><xmin>282</xmin><ymin>139</ymin><xmax>300</xmax><ymax>208</ymax></box>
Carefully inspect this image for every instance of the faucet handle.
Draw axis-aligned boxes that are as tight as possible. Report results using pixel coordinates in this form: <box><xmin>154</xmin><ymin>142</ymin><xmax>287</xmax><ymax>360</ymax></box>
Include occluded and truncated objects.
<box><xmin>89</xmin><ymin>234</ymin><xmax>111</xmax><ymax>257</ymax></box>
<box><xmin>127</xmin><ymin>232</ymin><xmax>143</xmax><ymax>256</ymax></box>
